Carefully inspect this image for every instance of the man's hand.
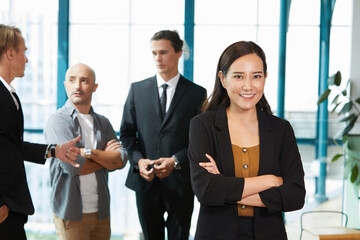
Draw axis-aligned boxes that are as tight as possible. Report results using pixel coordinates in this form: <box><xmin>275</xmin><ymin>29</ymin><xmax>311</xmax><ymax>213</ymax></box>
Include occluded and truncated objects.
<box><xmin>153</xmin><ymin>157</ymin><xmax>175</xmax><ymax>179</ymax></box>
<box><xmin>138</xmin><ymin>159</ymin><xmax>155</xmax><ymax>182</ymax></box>
<box><xmin>55</xmin><ymin>135</ymin><xmax>81</xmax><ymax>168</ymax></box>
<box><xmin>0</xmin><ymin>205</ymin><xmax>9</xmax><ymax>224</ymax></box>
<box><xmin>104</xmin><ymin>139</ymin><xmax>121</xmax><ymax>151</ymax></box>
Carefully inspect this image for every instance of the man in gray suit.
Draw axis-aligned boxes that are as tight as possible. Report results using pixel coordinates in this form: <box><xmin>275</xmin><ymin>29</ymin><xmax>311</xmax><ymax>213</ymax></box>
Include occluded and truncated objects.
<box><xmin>120</xmin><ymin>30</ymin><xmax>206</xmax><ymax>240</ymax></box>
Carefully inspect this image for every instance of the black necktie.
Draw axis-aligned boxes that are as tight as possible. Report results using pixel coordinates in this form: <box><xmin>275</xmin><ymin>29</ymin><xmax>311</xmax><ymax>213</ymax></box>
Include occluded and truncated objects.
<box><xmin>160</xmin><ymin>84</ymin><xmax>168</xmax><ymax>119</ymax></box>
<box><xmin>11</xmin><ymin>91</ymin><xmax>20</xmax><ymax>111</ymax></box>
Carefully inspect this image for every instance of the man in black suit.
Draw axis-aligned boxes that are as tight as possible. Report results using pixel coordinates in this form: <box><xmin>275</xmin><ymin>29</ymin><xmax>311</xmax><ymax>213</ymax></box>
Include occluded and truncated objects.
<box><xmin>0</xmin><ymin>24</ymin><xmax>81</xmax><ymax>240</ymax></box>
<box><xmin>120</xmin><ymin>30</ymin><xmax>206</xmax><ymax>240</ymax></box>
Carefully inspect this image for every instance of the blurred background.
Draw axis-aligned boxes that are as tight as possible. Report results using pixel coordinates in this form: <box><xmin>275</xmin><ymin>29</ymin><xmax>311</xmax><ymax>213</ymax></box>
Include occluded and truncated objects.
<box><xmin>1</xmin><ymin>0</ymin><xmax>358</xmax><ymax>239</ymax></box>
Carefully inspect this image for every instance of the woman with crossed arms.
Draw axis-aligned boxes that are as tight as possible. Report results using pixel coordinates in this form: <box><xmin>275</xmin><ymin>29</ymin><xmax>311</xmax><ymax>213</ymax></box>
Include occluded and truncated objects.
<box><xmin>189</xmin><ymin>41</ymin><xmax>305</xmax><ymax>240</ymax></box>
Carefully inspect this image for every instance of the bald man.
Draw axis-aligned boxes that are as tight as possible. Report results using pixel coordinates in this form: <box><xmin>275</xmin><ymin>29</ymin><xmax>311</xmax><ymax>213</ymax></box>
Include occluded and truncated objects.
<box><xmin>44</xmin><ymin>63</ymin><xmax>128</xmax><ymax>240</ymax></box>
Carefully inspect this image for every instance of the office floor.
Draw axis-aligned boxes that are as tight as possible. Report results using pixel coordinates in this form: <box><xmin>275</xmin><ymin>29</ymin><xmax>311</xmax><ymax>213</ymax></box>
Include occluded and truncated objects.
<box><xmin>285</xmin><ymin>191</ymin><xmax>343</xmax><ymax>240</ymax></box>
<box><xmin>282</xmin><ymin>143</ymin><xmax>348</xmax><ymax>239</ymax></box>
<box><xmin>26</xmin><ymin>188</ymin><xmax>343</xmax><ymax>240</ymax></box>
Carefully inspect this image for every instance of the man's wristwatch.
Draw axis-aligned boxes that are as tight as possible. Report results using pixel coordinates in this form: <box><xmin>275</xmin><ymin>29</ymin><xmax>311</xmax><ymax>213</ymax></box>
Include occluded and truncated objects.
<box><xmin>46</xmin><ymin>144</ymin><xmax>57</xmax><ymax>158</ymax></box>
<box><xmin>50</xmin><ymin>144</ymin><xmax>56</xmax><ymax>158</ymax></box>
<box><xmin>173</xmin><ymin>155</ymin><xmax>181</xmax><ymax>170</ymax></box>
<box><xmin>84</xmin><ymin>148</ymin><xmax>92</xmax><ymax>159</ymax></box>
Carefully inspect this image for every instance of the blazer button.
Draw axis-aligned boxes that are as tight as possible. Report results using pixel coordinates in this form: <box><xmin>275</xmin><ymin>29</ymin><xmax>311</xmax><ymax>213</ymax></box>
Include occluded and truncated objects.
<box><xmin>241</xmin><ymin>205</ymin><xmax>246</xmax><ymax>210</ymax></box>
<box><xmin>242</xmin><ymin>148</ymin><xmax>247</xmax><ymax>153</ymax></box>
<box><xmin>160</xmin><ymin>134</ymin><xmax>164</xmax><ymax>138</ymax></box>
<box><xmin>243</xmin><ymin>164</ymin><xmax>248</xmax><ymax>170</ymax></box>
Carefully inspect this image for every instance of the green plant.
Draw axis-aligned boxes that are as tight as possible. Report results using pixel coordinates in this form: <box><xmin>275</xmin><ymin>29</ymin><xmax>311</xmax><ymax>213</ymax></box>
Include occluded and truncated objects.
<box><xmin>318</xmin><ymin>71</ymin><xmax>360</xmax><ymax>184</ymax></box>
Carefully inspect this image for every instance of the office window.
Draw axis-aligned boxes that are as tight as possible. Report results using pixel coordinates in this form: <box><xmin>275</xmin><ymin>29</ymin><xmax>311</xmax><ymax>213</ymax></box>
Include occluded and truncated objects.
<box><xmin>0</xmin><ymin>0</ymin><xmax>58</xmax><ymax>129</ymax></box>
<box><xmin>0</xmin><ymin>0</ymin><xmax>58</xmax><ymax>233</ymax></box>
<box><xmin>285</xmin><ymin>0</ymin><xmax>351</xmax><ymax>140</ymax></box>
<box><xmin>68</xmin><ymin>0</ymin><xmax>185</xmax><ymax>236</ymax></box>
<box><xmin>68</xmin><ymin>0</ymin><xmax>184</xmax><ymax>129</ymax></box>
<box><xmin>1</xmin><ymin>0</ymin><xmax>353</xmax><ymax>238</ymax></box>
<box><xmin>194</xmin><ymin>0</ymin><xmax>280</xmax><ymax>110</ymax></box>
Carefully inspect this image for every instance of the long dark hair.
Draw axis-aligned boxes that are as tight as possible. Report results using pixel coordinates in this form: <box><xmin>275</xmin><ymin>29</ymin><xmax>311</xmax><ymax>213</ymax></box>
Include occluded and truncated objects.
<box><xmin>202</xmin><ymin>41</ymin><xmax>272</xmax><ymax>114</ymax></box>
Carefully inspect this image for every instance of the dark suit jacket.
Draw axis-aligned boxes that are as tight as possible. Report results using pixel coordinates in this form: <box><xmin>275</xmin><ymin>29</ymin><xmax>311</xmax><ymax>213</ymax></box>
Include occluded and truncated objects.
<box><xmin>188</xmin><ymin>106</ymin><xmax>306</xmax><ymax>240</ymax></box>
<box><xmin>0</xmin><ymin>81</ymin><xmax>48</xmax><ymax>216</ymax></box>
<box><xmin>120</xmin><ymin>75</ymin><xmax>207</xmax><ymax>196</ymax></box>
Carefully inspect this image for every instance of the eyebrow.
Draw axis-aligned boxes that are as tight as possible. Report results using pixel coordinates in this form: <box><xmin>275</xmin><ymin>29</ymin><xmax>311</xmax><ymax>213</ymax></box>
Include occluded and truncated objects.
<box><xmin>152</xmin><ymin>49</ymin><xmax>168</xmax><ymax>52</ymax></box>
<box><xmin>231</xmin><ymin>71</ymin><xmax>264</xmax><ymax>74</ymax></box>
<box><xmin>69</xmin><ymin>76</ymin><xmax>89</xmax><ymax>79</ymax></box>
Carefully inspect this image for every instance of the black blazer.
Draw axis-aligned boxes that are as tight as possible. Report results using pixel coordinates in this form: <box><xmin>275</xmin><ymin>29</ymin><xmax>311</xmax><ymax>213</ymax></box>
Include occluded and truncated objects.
<box><xmin>188</xmin><ymin>107</ymin><xmax>305</xmax><ymax>240</ymax></box>
<box><xmin>120</xmin><ymin>75</ymin><xmax>206</xmax><ymax>196</ymax></box>
<box><xmin>0</xmin><ymin>81</ymin><xmax>48</xmax><ymax>216</ymax></box>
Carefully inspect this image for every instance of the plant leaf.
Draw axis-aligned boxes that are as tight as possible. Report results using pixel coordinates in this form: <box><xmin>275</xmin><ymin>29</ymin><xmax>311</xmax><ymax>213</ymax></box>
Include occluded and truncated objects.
<box><xmin>328</xmin><ymin>71</ymin><xmax>342</xmax><ymax>86</ymax></box>
<box><xmin>331</xmin><ymin>103</ymin><xmax>341</xmax><ymax>113</ymax></box>
<box><xmin>317</xmin><ymin>89</ymin><xmax>331</xmax><ymax>105</ymax></box>
<box><xmin>338</xmin><ymin>102</ymin><xmax>353</xmax><ymax>115</ymax></box>
<box><xmin>341</xmin><ymin>116</ymin><xmax>358</xmax><ymax>136</ymax></box>
<box><xmin>342</xmin><ymin>89</ymin><xmax>347</xmax><ymax>96</ymax></box>
<box><xmin>355</xmin><ymin>97</ymin><xmax>360</xmax><ymax>104</ymax></box>
<box><xmin>331</xmin><ymin>153</ymin><xmax>343</xmax><ymax>162</ymax></box>
<box><xmin>331</xmin><ymin>94</ymin><xmax>340</xmax><ymax>105</ymax></box>
<box><xmin>340</xmin><ymin>113</ymin><xmax>356</xmax><ymax>122</ymax></box>
<box><xmin>334</xmin><ymin>71</ymin><xmax>342</xmax><ymax>86</ymax></box>
<box><xmin>351</xmin><ymin>165</ymin><xmax>358</xmax><ymax>183</ymax></box>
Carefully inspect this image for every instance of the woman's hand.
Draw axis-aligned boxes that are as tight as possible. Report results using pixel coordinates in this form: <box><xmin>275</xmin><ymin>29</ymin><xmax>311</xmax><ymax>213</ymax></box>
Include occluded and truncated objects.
<box><xmin>199</xmin><ymin>154</ymin><xmax>220</xmax><ymax>174</ymax></box>
<box><xmin>272</xmin><ymin>175</ymin><xmax>283</xmax><ymax>187</ymax></box>
<box><xmin>0</xmin><ymin>204</ymin><xmax>9</xmax><ymax>224</ymax></box>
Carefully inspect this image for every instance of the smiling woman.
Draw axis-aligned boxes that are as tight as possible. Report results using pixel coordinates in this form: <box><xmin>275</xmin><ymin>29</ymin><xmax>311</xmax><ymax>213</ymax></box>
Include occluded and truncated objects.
<box><xmin>218</xmin><ymin>54</ymin><xmax>266</xmax><ymax>115</ymax></box>
<box><xmin>189</xmin><ymin>41</ymin><xmax>306</xmax><ymax>240</ymax></box>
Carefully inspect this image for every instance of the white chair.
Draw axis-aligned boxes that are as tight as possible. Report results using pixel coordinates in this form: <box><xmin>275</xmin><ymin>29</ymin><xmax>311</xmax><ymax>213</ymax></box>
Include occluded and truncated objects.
<box><xmin>299</xmin><ymin>210</ymin><xmax>348</xmax><ymax>240</ymax></box>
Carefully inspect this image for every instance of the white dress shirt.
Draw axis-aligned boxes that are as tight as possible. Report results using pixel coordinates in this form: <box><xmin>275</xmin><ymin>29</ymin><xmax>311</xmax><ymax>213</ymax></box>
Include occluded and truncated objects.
<box><xmin>156</xmin><ymin>72</ymin><xmax>180</xmax><ymax>113</ymax></box>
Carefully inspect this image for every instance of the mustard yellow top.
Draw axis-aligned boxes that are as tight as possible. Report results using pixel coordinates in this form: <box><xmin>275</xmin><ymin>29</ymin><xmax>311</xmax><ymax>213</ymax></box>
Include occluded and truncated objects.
<box><xmin>232</xmin><ymin>144</ymin><xmax>260</xmax><ymax>217</ymax></box>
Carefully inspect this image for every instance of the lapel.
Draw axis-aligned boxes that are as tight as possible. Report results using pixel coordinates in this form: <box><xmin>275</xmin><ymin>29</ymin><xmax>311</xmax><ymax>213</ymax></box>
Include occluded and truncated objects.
<box><xmin>160</xmin><ymin>76</ymin><xmax>187</xmax><ymax>129</ymax></box>
<box><xmin>257</xmin><ymin>106</ymin><xmax>276</xmax><ymax>175</ymax></box>
<box><xmin>214</xmin><ymin>107</ymin><xmax>235</xmax><ymax>176</ymax></box>
<box><xmin>0</xmin><ymin>81</ymin><xmax>23</xmax><ymax>139</ymax></box>
<box><xmin>0</xmin><ymin>81</ymin><xmax>18</xmax><ymax>116</ymax></box>
<box><xmin>149</xmin><ymin>76</ymin><xmax>163</xmax><ymax>121</ymax></box>
<box><xmin>12</xmin><ymin>92</ymin><xmax>24</xmax><ymax>135</ymax></box>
